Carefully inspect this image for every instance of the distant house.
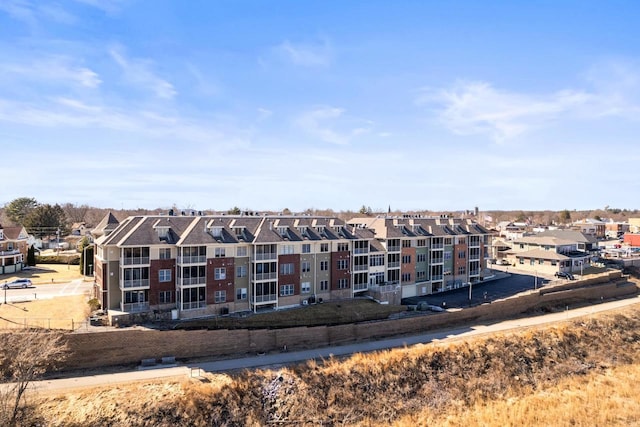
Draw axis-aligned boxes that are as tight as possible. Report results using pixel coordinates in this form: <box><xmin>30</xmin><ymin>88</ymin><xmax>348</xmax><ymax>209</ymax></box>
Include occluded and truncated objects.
<box><xmin>0</xmin><ymin>224</ymin><xmax>29</xmax><ymax>275</ymax></box>
<box><xmin>504</xmin><ymin>230</ymin><xmax>594</xmax><ymax>276</ymax></box>
<box><xmin>71</xmin><ymin>222</ymin><xmax>92</xmax><ymax>236</ymax></box>
<box><xmin>572</xmin><ymin>218</ymin><xmax>606</xmax><ymax>239</ymax></box>
<box><xmin>496</xmin><ymin>221</ymin><xmax>527</xmax><ymax>241</ymax></box>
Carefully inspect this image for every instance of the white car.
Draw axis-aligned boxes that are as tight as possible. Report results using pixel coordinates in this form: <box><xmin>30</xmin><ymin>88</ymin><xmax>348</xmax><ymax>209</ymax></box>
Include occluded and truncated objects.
<box><xmin>2</xmin><ymin>279</ymin><xmax>32</xmax><ymax>289</ymax></box>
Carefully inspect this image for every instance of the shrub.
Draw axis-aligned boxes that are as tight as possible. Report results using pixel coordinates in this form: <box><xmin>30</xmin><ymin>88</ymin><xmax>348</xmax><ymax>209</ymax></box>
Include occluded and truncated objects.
<box><xmin>87</xmin><ymin>298</ymin><xmax>101</xmax><ymax>311</ymax></box>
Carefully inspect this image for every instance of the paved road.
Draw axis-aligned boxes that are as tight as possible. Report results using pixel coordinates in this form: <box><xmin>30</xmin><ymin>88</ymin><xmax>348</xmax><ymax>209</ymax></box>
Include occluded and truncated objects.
<box><xmin>30</xmin><ymin>294</ymin><xmax>640</xmax><ymax>393</ymax></box>
<box><xmin>0</xmin><ymin>279</ymin><xmax>92</xmax><ymax>303</ymax></box>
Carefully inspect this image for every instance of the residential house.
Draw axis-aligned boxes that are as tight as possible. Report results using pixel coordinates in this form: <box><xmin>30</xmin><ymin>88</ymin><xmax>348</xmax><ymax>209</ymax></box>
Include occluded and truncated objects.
<box><xmin>0</xmin><ymin>224</ymin><xmax>29</xmax><ymax>275</ymax></box>
<box><xmin>572</xmin><ymin>218</ymin><xmax>606</xmax><ymax>239</ymax></box>
<box><xmin>605</xmin><ymin>220</ymin><xmax>629</xmax><ymax>239</ymax></box>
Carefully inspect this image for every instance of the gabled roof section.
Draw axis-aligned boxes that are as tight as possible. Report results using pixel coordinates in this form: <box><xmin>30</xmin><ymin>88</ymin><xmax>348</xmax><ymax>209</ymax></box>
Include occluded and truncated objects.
<box><xmin>91</xmin><ymin>212</ymin><xmax>120</xmax><ymax>238</ymax></box>
<box><xmin>536</xmin><ymin>229</ymin><xmax>597</xmax><ymax>244</ymax></box>
<box><xmin>1</xmin><ymin>226</ymin><xmax>28</xmax><ymax>240</ymax></box>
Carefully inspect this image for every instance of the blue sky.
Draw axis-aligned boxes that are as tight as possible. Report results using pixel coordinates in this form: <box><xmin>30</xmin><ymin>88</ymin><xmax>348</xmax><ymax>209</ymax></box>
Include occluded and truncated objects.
<box><xmin>1</xmin><ymin>1</ymin><xmax>639</xmax><ymax>213</ymax></box>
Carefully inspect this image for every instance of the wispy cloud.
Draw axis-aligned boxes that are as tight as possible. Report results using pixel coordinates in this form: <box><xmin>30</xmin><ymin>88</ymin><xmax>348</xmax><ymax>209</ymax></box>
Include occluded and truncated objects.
<box><xmin>0</xmin><ymin>56</ymin><xmax>101</xmax><ymax>88</ymax></box>
<box><xmin>0</xmin><ymin>0</ymin><xmax>79</xmax><ymax>27</ymax></box>
<box><xmin>419</xmin><ymin>62</ymin><xmax>640</xmax><ymax>142</ymax></box>
<box><xmin>109</xmin><ymin>46</ymin><xmax>177</xmax><ymax>99</ymax></box>
<box><xmin>295</xmin><ymin>106</ymin><xmax>372</xmax><ymax>145</ymax></box>
<box><xmin>73</xmin><ymin>0</ymin><xmax>124</xmax><ymax>14</ymax></box>
<box><xmin>276</xmin><ymin>38</ymin><xmax>332</xmax><ymax>67</ymax></box>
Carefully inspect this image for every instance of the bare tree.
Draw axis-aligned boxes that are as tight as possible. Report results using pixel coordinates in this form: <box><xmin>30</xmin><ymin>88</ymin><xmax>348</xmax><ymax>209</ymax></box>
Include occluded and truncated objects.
<box><xmin>0</xmin><ymin>330</ymin><xmax>67</xmax><ymax>426</ymax></box>
<box><xmin>61</xmin><ymin>203</ymin><xmax>90</xmax><ymax>224</ymax></box>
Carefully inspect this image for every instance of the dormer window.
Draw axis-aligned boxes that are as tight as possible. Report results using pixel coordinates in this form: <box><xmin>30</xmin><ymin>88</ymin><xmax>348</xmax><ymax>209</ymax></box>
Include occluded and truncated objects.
<box><xmin>277</xmin><ymin>227</ymin><xmax>288</xmax><ymax>237</ymax></box>
<box><xmin>156</xmin><ymin>226</ymin><xmax>169</xmax><ymax>239</ymax></box>
<box><xmin>0</xmin><ymin>230</ymin><xmax>3</xmax><ymax>240</ymax></box>
<box><xmin>211</xmin><ymin>227</ymin><xmax>223</xmax><ymax>238</ymax></box>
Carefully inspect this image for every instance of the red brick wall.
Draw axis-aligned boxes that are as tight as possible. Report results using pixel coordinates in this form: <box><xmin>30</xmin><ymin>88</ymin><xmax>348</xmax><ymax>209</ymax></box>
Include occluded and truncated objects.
<box><xmin>331</xmin><ymin>251</ymin><xmax>350</xmax><ymax>290</ymax></box>
<box><xmin>278</xmin><ymin>254</ymin><xmax>301</xmax><ymax>294</ymax></box>
<box><xmin>149</xmin><ymin>259</ymin><xmax>175</xmax><ymax>304</ymax></box>
<box><xmin>206</xmin><ymin>257</ymin><xmax>235</xmax><ymax>304</ymax></box>
<box><xmin>401</xmin><ymin>247</ymin><xmax>416</xmax><ymax>282</ymax></box>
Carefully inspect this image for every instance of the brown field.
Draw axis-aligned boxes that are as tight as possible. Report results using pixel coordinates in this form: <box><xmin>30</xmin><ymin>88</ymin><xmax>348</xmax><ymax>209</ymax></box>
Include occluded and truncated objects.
<box><xmin>22</xmin><ymin>304</ymin><xmax>640</xmax><ymax>426</ymax></box>
<box><xmin>1</xmin><ymin>263</ymin><xmax>85</xmax><ymax>285</ymax></box>
<box><xmin>0</xmin><ymin>295</ymin><xmax>90</xmax><ymax>330</ymax></box>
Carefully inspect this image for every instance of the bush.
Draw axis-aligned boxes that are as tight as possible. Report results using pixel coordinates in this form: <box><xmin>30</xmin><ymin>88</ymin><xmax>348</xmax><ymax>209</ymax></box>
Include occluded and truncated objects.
<box><xmin>87</xmin><ymin>298</ymin><xmax>101</xmax><ymax>311</ymax></box>
<box><xmin>35</xmin><ymin>255</ymin><xmax>79</xmax><ymax>265</ymax></box>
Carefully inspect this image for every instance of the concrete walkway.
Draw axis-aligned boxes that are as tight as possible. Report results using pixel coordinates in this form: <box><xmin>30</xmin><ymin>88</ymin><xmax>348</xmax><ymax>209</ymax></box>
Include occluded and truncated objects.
<box><xmin>30</xmin><ymin>294</ymin><xmax>640</xmax><ymax>393</ymax></box>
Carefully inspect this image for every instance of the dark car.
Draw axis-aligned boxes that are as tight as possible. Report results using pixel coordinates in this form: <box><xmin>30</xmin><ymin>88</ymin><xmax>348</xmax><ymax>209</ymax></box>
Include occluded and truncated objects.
<box><xmin>554</xmin><ymin>271</ymin><xmax>575</xmax><ymax>280</ymax></box>
<box><xmin>2</xmin><ymin>278</ymin><xmax>32</xmax><ymax>289</ymax></box>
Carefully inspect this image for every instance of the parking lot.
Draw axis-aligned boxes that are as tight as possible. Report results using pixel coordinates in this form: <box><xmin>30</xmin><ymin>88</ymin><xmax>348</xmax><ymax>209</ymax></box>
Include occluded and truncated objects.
<box><xmin>403</xmin><ymin>269</ymin><xmax>551</xmax><ymax>309</ymax></box>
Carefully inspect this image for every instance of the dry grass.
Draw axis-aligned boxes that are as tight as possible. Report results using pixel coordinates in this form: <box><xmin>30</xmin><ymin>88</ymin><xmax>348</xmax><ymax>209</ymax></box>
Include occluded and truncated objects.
<box><xmin>1</xmin><ymin>264</ymin><xmax>85</xmax><ymax>285</ymax></box>
<box><xmin>24</xmin><ymin>305</ymin><xmax>640</xmax><ymax>426</ymax></box>
<box><xmin>175</xmin><ymin>298</ymin><xmax>407</xmax><ymax>330</ymax></box>
<box><xmin>0</xmin><ymin>295</ymin><xmax>89</xmax><ymax>330</ymax></box>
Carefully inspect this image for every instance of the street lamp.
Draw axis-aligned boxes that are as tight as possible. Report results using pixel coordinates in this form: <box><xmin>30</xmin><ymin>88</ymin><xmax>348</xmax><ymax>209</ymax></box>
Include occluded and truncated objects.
<box><xmin>468</xmin><ymin>281</ymin><xmax>473</xmax><ymax>302</ymax></box>
<box><xmin>534</xmin><ymin>270</ymin><xmax>538</xmax><ymax>290</ymax></box>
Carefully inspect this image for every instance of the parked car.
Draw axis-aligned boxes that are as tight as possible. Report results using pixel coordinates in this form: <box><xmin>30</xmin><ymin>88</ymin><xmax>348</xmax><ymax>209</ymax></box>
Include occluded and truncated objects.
<box><xmin>554</xmin><ymin>271</ymin><xmax>575</xmax><ymax>280</ymax></box>
<box><xmin>499</xmin><ymin>259</ymin><xmax>511</xmax><ymax>266</ymax></box>
<box><xmin>2</xmin><ymin>278</ymin><xmax>32</xmax><ymax>289</ymax></box>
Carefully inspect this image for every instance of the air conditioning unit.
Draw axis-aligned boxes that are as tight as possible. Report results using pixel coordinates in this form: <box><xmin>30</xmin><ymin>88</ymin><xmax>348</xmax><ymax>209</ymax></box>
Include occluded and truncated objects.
<box><xmin>301</xmin><ymin>299</ymin><xmax>309</xmax><ymax>306</ymax></box>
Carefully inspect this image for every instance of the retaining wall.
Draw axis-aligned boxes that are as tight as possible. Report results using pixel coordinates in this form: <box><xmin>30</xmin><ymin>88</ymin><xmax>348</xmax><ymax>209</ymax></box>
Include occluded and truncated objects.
<box><xmin>62</xmin><ymin>274</ymin><xmax>636</xmax><ymax>371</ymax></box>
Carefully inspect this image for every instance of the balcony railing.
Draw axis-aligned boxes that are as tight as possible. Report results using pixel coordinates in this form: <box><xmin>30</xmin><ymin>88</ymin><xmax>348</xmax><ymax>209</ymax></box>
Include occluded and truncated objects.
<box><xmin>123</xmin><ymin>257</ymin><xmax>150</xmax><ymax>265</ymax></box>
<box><xmin>354</xmin><ymin>248</ymin><xmax>369</xmax><ymax>254</ymax></box>
<box><xmin>121</xmin><ymin>279</ymin><xmax>150</xmax><ymax>288</ymax></box>
<box><xmin>469</xmin><ymin>270</ymin><xmax>480</xmax><ymax>276</ymax></box>
<box><xmin>431</xmin><ymin>243</ymin><xmax>444</xmax><ymax>249</ymax></box>
<box><xmin>388</xmin><ymin>261</ymin><xmax>400</xmax><ymax>268</ymax></box>
<box><xmin>182</xmin><ymin>301</ymin><xmax>206</xmax><ymax>310</ymax></box>
<box><xmin>431</xmin><ymin>274</ymin><xmax>443</xmax><ymax>281</ymax></box>
<box><xmin>254</xmin><ymin>294</ymin><xmax>277</xmax><ymax>303</ymax></box>
<box><xmin>254</xmin><ymin>252</ymin><xmax>277</xmax><ymax>261</ymax></box>
<box><xmin>0</xmin><ymin>250</ymin><xmax>21</xmax><ymax>256</ymax></box>
<box><xmin>254</xmin><ymin>272</ymin><xmax>277</xmax><ymax>281</ymax></box>
<box><xmin>179</xmin><ymin>277</ymin><xmax>206</xmax><ymax>286</ymax></box>
<box><xmin>431</xmin><ymin>258</ymin><xmax>443</xmax><ymax>264</ymax></box>
<box><xmin>353</xmin><ymin>264</ymin><xmax>368</xmax><ymax>271</ymax></box>
<box><xmin>177</xmin><ymin>255</ymin><xmax>206</xmax><ymax>264</ymax></box>
<box><xmin>387</xmin><ymin>246</ymin><xmax>400</xmax><ymax>252</ymax></box>
<box><xmin>122</xmin><ymin>302</ymin><xmax>150</xmax><ymax>312</ymax></box>
<box><xmin>353</xmin><ymin>282</ymin><xmax>368</xmax><ymax>291</ymax></box>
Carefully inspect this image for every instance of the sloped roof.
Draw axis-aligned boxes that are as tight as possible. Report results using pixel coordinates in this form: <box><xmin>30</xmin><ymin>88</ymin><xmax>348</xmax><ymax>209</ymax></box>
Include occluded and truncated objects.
<box><xmin>91</xmin><ymin>212</ymin><xmax>120</xmax><ymax>237</ymax></box>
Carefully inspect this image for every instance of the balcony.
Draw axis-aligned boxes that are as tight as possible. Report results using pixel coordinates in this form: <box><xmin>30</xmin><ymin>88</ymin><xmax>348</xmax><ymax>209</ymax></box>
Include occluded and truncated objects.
<box><xmin>123</xmin><ymin>257</ymin><xmax>150</xmax><ymax>265</ymax></box>
<box><xmin>121</xmin><ymin>279</ymin><xmax>150</xmax><ymax>289</ymax></box>
<box><xmin>431</xmin><ymin>274</ymin><xmax>443</xmax><ymax>281</ymax></box>
<box><xmin>122</xmin><ymin>302</ymin><xmax>150</xmax><ymax>313</ymax></box>
<box><xmin>469</xmin><ymin>270</ymin><xmax>480</xmax><ymax>276</ymax></box>
<box><xmin>254</xmin><ymin>294</ymin><xmax>277</xmax><ymax>303</ymax></box>
<box><xmin>254</xmin><ymin>252</ymin><xmax>277</xmax><ymax>261</ymax></box>
<box><xmin>179</xmin><ymin>277</ymin><xmax>206</xmax><ymax>286</ymax></box>
<box><xmin>354</xmin><ymin>247</ymin><xmax>369</xmax><ymax>254</ymax></box>
<box><xmin>387</xmin><ymin>261</ymin><xmax>400</xmax><ymax>268</ymax></box>
<box><xmin>181</xmin><ymin>301</ymin><xmax>206</xmax><ymax>310</ymax></box>
<box><xmin>254</xmin><ymin>272</ymin><xmax>277</xmax><ymax>281</ymax></box>
<box><xmin>0</xmin><ymin>249</ymin><xmax>21</xmax><ymax>257</ymax></box>
<box><xmin>353</xmin><ymin>264</ymin><xmax>368</xmax><ymax>272</ymax></box>
<box><xmin>353</xmin><ymin>282</ymin><xmax>368</xmax><ymax>291</ymax></box>
<box><xmin>387</xmin><ymin>245</ymin><xmax>400</xmax><ymax>252</ymax></box>
<box><xmin>431</xmin><ymin>258</ymin><xmax>443</xmax><ymax>264</ymax></box>
<box><xmin>431</xmin><ymin>243</ymin><xmax>444</xmax><ymax>249</ymax></box>
<box><xmin>177</xmin><ymin>255</ymin><xmax>206</xmax><ymax>264</ymax></box>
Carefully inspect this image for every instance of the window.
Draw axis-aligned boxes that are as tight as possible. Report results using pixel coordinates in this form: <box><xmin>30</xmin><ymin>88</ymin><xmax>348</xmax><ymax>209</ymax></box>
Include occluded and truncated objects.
<box><xmin>417</xmin><ymin>253</ymin><xmax>426</xmax><ymax>263</ymax></box>
<box><xmin>236</xmin><ymin>265</ymin><xmax>247</xmax><ymax>278</ymax></box>
<box><xmin>444</xmin><ymin>252</ymin><xmax>452</xmax><ymax>260</ymax></box>
<box><xmin>215</xmin><ymin>247</ymin><xmax>226</xmax><ymax>258</ymax></box>
<box><xmin>416</xmin><ymin>271</ymin><xmax>426</xmax><ymax>281</ymax></box>
<box><xmin>458</xmin><ymin>266</ymin><xmax>466</xmax><ymax>275</ymax></box>
<box><xmin>539</xmin><ymin>259</ymin><xmax>544</xmax><ymax>265</ymax></box>
<box><xmin>320</xmin><ymin>260</ymin><xmax>328</xmax><ymax>271</ymax></box>
<box><xmin>402</xmin><ymin>240</ymin><xmax>411</xmax><ymax>248</ymax></box>
<box><xmin>159</xmin><ymin>248</ymin><xmax>171</xmax><ymax>259</ymax></box>
<box><xmin>301</xmin><ymin>261</ymin><xmax>311</xmax><ymax>273</ymax></box>
<box><xmin>211</xmin><ymin>227</ymin><xmax>222</xmax><ymax>237</ymax></box>
<box><xmin>159</xmin><ymin>291</ymin><xmax>172</xmax><ymax>304</ymax></box>
<box><xmin>214</xmin><ymin>267</ymin><xmax>226</xmax><ymax>280</ymax></box>
<box><xmin>457</xmin><ymin>238</ymin><xmax>466</xmax><ymax>245</ymax></box>
<box><xmin>301</xmin><ymin>282</ymin><xmax>311</xmax><ymax>293</ymax></box>
<box><xmin>337</xmin><ymin>243</ymin><xmax>348</xmax><ymax>252</ymax></box>
<box><xmin>530</xmin><ymin>258</ymin><xmax>535</xmax><ymax>265</ymax></box>
<box><xmin>458</xmin><ymin>250</ymin><xmax>466</xmax><ymax>259</ymax></box>
<box><xmin>401</xmin><ymin>273</ymin><xmax>411</xmax><ymax>282</ymax></box>
<box><xmin>280</xmin><ymin>263</ymin><xmax>294</xmax><ymax>275</ymax></box>
<box><xmin>302</xmin><ymin>244</ymin><xmax>311</xmax><ymax>253</ymax></box>
<box><xmin>214</xmin><ymin>290</ymin><xmax>226</xmax><ymax>303</ymax></box>
<box><xmin>237</xmin><ymin>246</ymin><xmax>248</xmax><ymax>257</ymax></box>
<box><xmin>337</xmin><ymin>259</ymin><xmax>348</xmax><ymax>270</ymax></box>
<box><xmin>181</xmin><ymin>287</ymin><xmax>205</xmax><ymax>310</ymax></box>
<box><xmin>320</xmin><ymin>243</ymin><xmax>329</xmax><ymax>252</ymax></box>
<box><xmin>417</xmin><ymin>239</ymin><xmax>426</xmax><ymax>247</ymax></box>
<box><xmin>280</xmin><ymin>245</ymin><xmax>294</xmax><ymax>255</ymax></box>
<box><xmin>444</xmin><ymin>238</ymin><xmax>452</xmax><ymax>245</ymax></box>
<box><xmin>370</xmin><ymin>254</ymin><xmax>384</xmax><ymax>267</ymax></box>
<box><xmin>159</xmin><ymin>269</ymin><xmax>172</xmax><ymax>282</ymax></box>
<box><xmin>338</xmin><ymin>278</ymin><xmax>349</xmax><ymax>289</ymax></box>
<box><xmin>236</xmin><ymin>288</ymin><xmax>247</xmax><ymax>300</ymax></box>
<box><xmin>320</xmin><ymin>280</ymin><xmax>329</xmax><ymax>291</ymax></box>
<box><xmin>280</xmin><ymin>284</ymin><xmax>294</xmax><ymax>296</ymax></box>
<box><xmin>402</xmin><ymin>255</ymin><xmax>411</xmax><ymax>264</ymax></box>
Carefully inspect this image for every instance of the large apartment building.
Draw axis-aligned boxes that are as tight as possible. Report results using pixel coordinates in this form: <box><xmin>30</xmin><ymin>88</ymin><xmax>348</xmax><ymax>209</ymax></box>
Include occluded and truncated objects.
<box><xmin>93</xmin><ymin>213</ymin><xmax>491</xmax><ymax>319</ymax></box>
